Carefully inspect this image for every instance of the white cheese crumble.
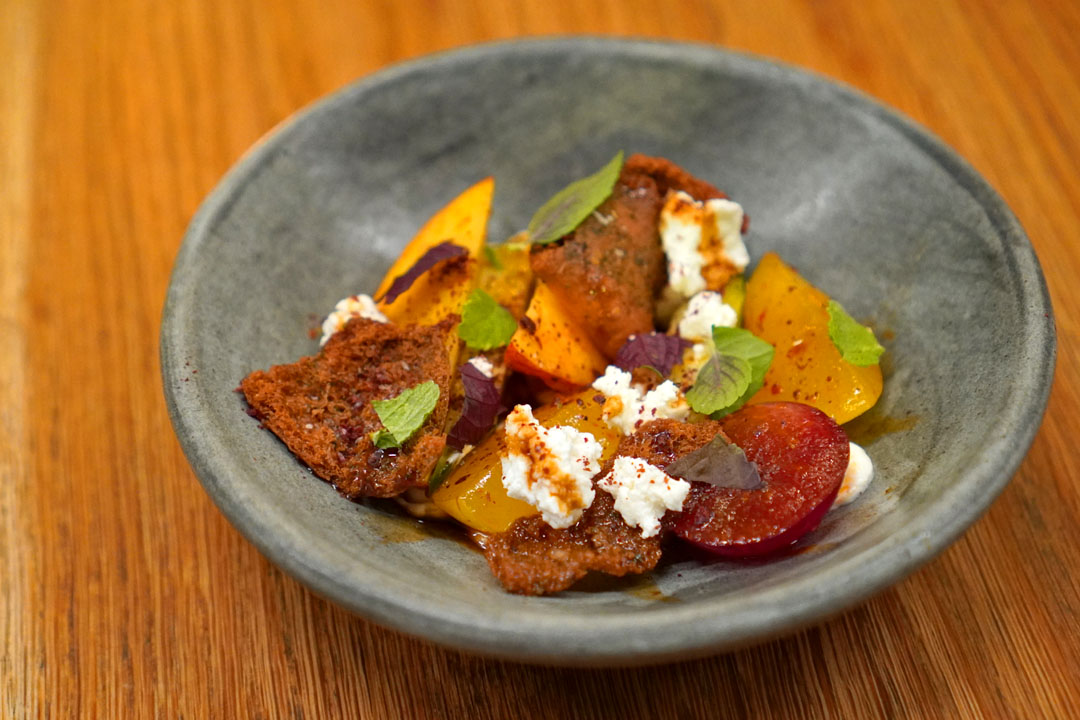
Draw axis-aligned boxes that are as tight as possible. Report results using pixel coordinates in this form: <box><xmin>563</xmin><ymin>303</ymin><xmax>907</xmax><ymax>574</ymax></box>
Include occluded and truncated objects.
<box><xmin>500</xmin><ymin>405</ymin><xmax>603</xmax><ymax>529</ymax></box>
<box><xmin>598</xmin><ymin>457</ymin><xmax>691</xmax><ymax>538</ymax></box>
<box><xmin>677</xmin><ymin>290</ymin><xmax>738</xmax><ymax>343</ymax></box>
<box><xmin>659</xmin><ymin>191</ymin><xmax>709</xmax><ymax>300</ymax></box>
<box><xmin>591</xmin><ymin>366</ymin><xmax>690</xmax><ymax>435</ymax></box>
<box><xmin>834</xmin><ymin>442</ymin><xmax>874</xmax><ymax>506</ymax></box>
<box><xmin>320</xmin><ymin>294</ymin><xmax>387</xmax><ymax>345</ymax></box>
<box><xmin>658</xmin><ymin>191</ymin><xmax>749</xmax><ymax>313</ymax></box>
<box><xmin>709</xmin><ymin>198</ymin><xmax>749</xmax><ymax>272</ymax></box>
<box><xmin>466</xmin><ymin>355</ymin><xmax>494</xmax><ymax>378</ymax></box>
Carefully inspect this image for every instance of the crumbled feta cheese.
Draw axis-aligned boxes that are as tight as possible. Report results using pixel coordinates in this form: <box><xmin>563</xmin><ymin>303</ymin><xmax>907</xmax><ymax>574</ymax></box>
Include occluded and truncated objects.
<box><xmin>677</xmin><ymin>290</ymin><xmax>738</xmax><ymax>343</ymax></box>
<box><xmin>660</xmin><ymin>191</ymin><xmax>709</xmax><ymax>300</ymax></box>
<box><xmin>320</xmin><ymin>294</ymin><xmax>387</xmax><ymax>345</ymax></box>
<box><xmin>708</xmin><ymin>198</ymin><xmax>749</xmax><ymax>272</ymax></box>
<box><xmin>597</xmin><ymin>457</ymin><xmax>691</xmax><ymax>538</ymax></box>
<box><xmin>591</xmin><ymin>366</ymin><xmax>690</xmax><ymax>435</ymax></box>
<box><xmin>466</xmin><ymin>355</ymin><xmax>494</xmax><ymax>378</ymax></box>
<box><xmin>834</xmin><ymin>442</ymin><xmax>874</xmax><ymax>506</ymax></box>
<box><xmin>658</xmin><ymin>191</ymin><xmax>749</xmax><ymax>312</ymax></box>
<box><xmin>500</xmin><ymin>405</ymin><xmax>602</xmax><ymax>529</ymax></box>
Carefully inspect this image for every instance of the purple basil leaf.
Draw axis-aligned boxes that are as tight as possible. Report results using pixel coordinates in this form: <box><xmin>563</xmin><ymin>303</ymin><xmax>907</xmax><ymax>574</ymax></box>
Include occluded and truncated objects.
<box><xmin>614</xmin><ymin>333</ymin><xmax>692</xmax><ymax>378</ymax></box>
<box><xmin>447</xmin><ymin>362</ymin><xmax>501</xmax><ymax>449</ymax></box>
<box><xmin>378</xmin><ymin>242</ymin><xmax>469</xmax><ymax>304</ymax></box>
<box><xmin>664</xmin><ymin>434</ymin><xmax>763</xmax><ymax>490</ymax></box>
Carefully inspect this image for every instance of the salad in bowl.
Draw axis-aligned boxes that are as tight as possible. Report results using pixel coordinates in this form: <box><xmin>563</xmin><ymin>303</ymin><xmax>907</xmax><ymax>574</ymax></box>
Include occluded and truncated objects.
<box><xmin>239</xmin><ymin>152</ymin><xmax>887</xmax><ymax>595</ymax></box>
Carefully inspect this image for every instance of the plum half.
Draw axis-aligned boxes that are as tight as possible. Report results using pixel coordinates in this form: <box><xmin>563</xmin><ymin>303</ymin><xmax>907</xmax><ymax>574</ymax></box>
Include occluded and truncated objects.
<box><xmin>673</xmin><ymin>402</ymin><xmax>849</xmax><ymax>557</ymax></box>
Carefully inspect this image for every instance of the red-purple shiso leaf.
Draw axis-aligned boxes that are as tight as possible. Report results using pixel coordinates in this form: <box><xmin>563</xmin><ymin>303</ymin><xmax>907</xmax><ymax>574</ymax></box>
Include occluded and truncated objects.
<box><xmin>664</xmin><ymin>434</ymin><xmax>763</xmax><ymax>491</ymax></box>
<box><xmin>378</xmin><ymin>242</ymin><xmax>469</xmax><ymax>304</ymax></box>
<box><xmin>614</xmin><ymin>333</ymin><xmax>692</xmax><ymax>378</ymax></box>
<box><xmin>447</xmin><ymin>362</ymin><xmax>501</xmax><ymax>449</ymax></box>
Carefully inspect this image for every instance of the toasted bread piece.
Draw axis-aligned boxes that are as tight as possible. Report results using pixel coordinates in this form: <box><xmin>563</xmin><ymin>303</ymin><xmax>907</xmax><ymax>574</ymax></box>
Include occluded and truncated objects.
<box><xmin>240</xmin><ymin>317</ymin><xmax>454</xmax><ymax>498</ymax></box>
<box><xmin>624</xmin><ymin>153</ymin><xmax>727</xmax><ymax>201</ymax></box>
<box><xmin>483</xmin><ymin>491</ymin><xmax>662</xmax><ymax>595</ymax></box>
<box><xmin>529</xmin><ymin>156</ymin><xmax>727</xmax><ymax>359</ymax></box>
<box><xmin>529</xmin><ymin>166</ymin><xmax>666</xmax><ymax>359</ymax></box>
<box><xmin>610</xmin><ymin>418</ymin><xmax>727</xmax><ymax>470</ymax></box>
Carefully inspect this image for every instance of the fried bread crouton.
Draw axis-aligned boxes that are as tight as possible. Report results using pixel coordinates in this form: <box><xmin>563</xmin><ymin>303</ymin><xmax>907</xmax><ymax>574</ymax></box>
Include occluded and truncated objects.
<box><xmin>529</xmin><ymin>167</ymin><xmax>666</xmax><ymax>359</ymax></box>
<box><xmin>611</xmin><ymin>418</ymin><xmax>728</xmax><ymax>470</ymax></box>
<box><xmin>624</xmin><ymin>153</ymin><xmax>728</xmax><ymax>201</ymax></box>
<box><xmin>529</xmin><ymin>156</ymin><xmax>729</xmax><ymax>359</ymax></box>
<box><xmin>240</xmin><ymin>316</ymin><xmax>454</xmax><ymax>498</ymax></box>
<box><xmin>483</xmin><ymin>491</ymin><xmax>662</xmax><ymax>595</ymax></box>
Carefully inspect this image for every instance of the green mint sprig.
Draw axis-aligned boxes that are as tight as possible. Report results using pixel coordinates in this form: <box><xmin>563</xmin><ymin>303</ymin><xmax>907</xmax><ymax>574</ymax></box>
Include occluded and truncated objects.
<box><xmin>527</xmin><ymin>151</ymin><xmax>624</xmax><ymax>245</ymax></box>
<box><xmin>370</xmin><ymin>380</ymin><xmax>441</xmax><ymax>448</ymax></box>
<box><xmin>827</xmin><ymin>300</ymin><xmax>884</xmax><ymax>366</ymax></box>
<box><xmin>686</xmin><ymin>327</ymin><xmax>774</xmax><ymax>417</ymax></box>
<box><xmin>457</xmin><ymin>288</ymin><xmax>518</xmax><ymax>350</ymax></box>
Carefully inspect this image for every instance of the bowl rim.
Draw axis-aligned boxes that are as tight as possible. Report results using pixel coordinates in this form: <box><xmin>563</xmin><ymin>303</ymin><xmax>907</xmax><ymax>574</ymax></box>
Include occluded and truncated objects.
<box><xmin>161</xmin><ymin>36</ymin><xmax>1056</xmax><ymax>665</ymax></box>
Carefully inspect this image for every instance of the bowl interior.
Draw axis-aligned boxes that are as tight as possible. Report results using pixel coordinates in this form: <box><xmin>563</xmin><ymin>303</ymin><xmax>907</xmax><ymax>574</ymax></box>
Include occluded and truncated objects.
<box><xmin>162</xmin><ymin>39</ymin><xmax>1054</xmax><ymax>663</ymax></box>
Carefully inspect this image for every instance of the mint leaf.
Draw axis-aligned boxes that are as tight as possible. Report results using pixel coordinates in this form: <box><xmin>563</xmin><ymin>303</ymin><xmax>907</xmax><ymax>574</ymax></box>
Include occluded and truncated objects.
<box><xmin>457</xmin><ymin>288</ymin><xmax>517</xmax><ymax>350</ymax></box>
<box><xmin>712</xmin><ymin>326</ymin><xmax>774</xmax><ymax>415</ymax></box>
<box><xmin>686</xmin><ymin>354</ymin><xmax>751</xmax><ymax>414</ymax></box>
<box><xmin>371</xmin><ymin>430</ymin><xmax>399</xmax><ymax>449</ymax></box>
<box><xmin>371</xmin><ymin>380</ymin><xmax>440</xmax><ymax>447</ymax></box>
<box><xmin>827</xmin><ymin>300</ymin><xmax>884</xmax><ymax>366</ymax></box>
<box><xmin>528</xmin><ymin>151</ymin><xmax>624</xmax><ymax>245</ymax></box>
<box><xmin>665</xmin><ymin>435</ymin><xmax>763</xmax><ymax>490</ymax></box>
<box><xmin>712</xmin><ymin>326</ymin><xmax>774</xmax><ymax>368</ymax></box>
<box><xmin>686</xmin><ymin>328</ymin><xmax>774</xmax><ymax>417</ymax></box>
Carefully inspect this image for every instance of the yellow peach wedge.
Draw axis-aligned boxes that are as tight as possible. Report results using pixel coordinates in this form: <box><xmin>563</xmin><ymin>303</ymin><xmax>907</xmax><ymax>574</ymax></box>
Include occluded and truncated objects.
<box><xmin>376</xmin><ymin>177</ymin><xmax>493</xmax><ymax>321</ymax></box>
<box><xmin>505</xmin><ymin>281</ymin><xmax>609</xmax><ymax>392</ymax></box>
<box><xmin>743</xmin><ymin>252</ymin><xmax>882</xmax><ymax>424</ymax></box>
<box><xmin>431</xmin><ymin>391</ymin><xmax>620</xmax><ymax>533</ymax></box>
<box><xmin>375</xmin><ymin>177</ymin><xmax>493</xmax><ymax>365</ymax></box>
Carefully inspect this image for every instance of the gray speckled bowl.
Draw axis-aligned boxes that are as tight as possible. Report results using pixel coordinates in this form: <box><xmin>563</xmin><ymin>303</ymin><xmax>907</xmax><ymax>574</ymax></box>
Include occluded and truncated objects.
<box><xmin>161</xmin><ymin>38</ymin><xmax>1055</xmax><ymax>665</ymax></box>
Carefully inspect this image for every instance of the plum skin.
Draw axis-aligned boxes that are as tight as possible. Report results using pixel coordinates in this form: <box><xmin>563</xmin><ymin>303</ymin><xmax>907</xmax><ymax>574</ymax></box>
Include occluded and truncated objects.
<box><xmin>672</xmin><ymin>402</ymin><xmax>850</xmax><ymax>557</ymax></box>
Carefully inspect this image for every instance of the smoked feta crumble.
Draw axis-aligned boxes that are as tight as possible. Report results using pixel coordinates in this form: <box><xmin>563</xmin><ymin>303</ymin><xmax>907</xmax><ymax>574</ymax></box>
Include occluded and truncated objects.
<box><xmin>591</xmin><ymin>366</ymin><xmax>690</xmax><ymax>435</ymax></box>
<box><xmin>500</xmin><ymin>405</ymin><xmax>603</xmax><ymax>529</ymax></box>
<box><xmin>658</xmin><ymin>190</ymin><xmax>749</xmax><ymax>314</ymax></box>
<box><xmin>597</xmin><ymin>457</ymin><xmax>691</xmax><ymax>538</ymax></box>
<box><xmin>834</xmin><ymin>441</ymin><xmax>874</xmax><ymax>506</ymax></box>
<box><xmin>320</xmin><ymin>294</ymin><xmax>388</xmax><ymax>345</ymax></box>
<box><xmin>677</xmin><ymin>290</ymin><xmax>738</xmax><ymax>343</ymax></box>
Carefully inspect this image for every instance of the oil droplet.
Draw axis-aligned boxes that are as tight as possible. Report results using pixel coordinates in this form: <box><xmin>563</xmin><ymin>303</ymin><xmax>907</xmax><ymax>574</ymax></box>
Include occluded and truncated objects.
<box><xmin>622</xmin><ymin>575</ymin><xmax>680</xmax><ymax>603</ymax></box>
<box><xmin>845</xmin><ymin>412</ymin><xmax>919</xmax><ymax>446</ymax></box>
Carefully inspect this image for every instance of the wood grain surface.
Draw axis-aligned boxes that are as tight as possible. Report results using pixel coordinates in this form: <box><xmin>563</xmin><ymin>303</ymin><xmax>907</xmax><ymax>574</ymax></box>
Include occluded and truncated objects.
<box><xmin>3</xmin><ymin>0</ymin><xmax>1079</xmax><ymax>717</ymax></box>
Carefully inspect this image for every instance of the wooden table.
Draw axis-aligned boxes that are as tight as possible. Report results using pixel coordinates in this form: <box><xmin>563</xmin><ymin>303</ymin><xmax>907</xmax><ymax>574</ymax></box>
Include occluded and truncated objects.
<box><xmin>3</xmin><ymin>1</ymin><xmax>1078</xmax><ymax>716</ymax></box>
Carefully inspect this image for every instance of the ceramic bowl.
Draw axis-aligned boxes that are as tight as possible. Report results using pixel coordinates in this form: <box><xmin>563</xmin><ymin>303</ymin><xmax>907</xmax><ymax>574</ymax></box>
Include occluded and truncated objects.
<box><xmin>161</xmin><ymin>38</ymin><xmax>1055</xmax><ymax>665</ymax></box>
